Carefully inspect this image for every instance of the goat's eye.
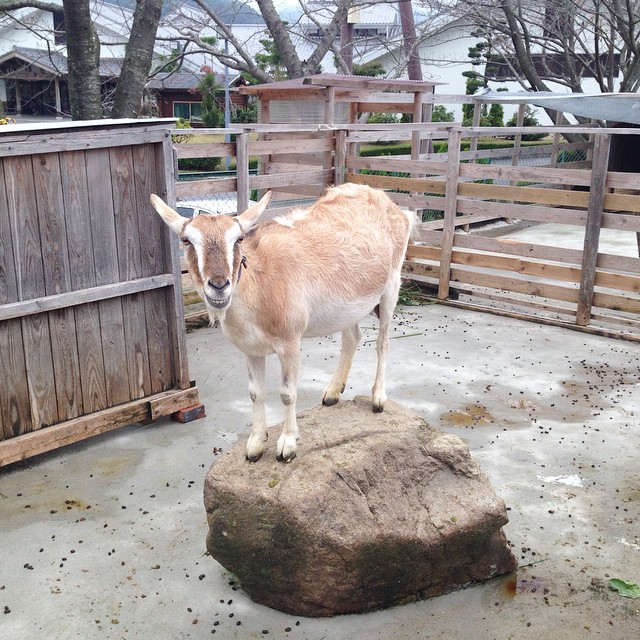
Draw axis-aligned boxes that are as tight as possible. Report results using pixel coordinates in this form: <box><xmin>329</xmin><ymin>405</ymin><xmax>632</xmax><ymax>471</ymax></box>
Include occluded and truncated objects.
<box><xmin>236</xmin><ymin>236</ymin><xmax>244</xmax><ymax>244</ymax></box>
<box><xmin>181</xmin><ymin>237</ymin><xmax>191</xmax><ymax>246</ymax></box>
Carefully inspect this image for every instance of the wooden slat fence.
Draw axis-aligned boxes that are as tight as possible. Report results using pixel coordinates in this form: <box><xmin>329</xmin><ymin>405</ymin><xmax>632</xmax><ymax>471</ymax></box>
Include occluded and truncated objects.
<box><xmin>0</xmin><ymin>121</ymin><xmax>198</xmax><ymax>466</ymax></box>
<box><xmin>172</xmin><ymin>122</ymin><xmax>639</xmax><ymax>340</ymax></box>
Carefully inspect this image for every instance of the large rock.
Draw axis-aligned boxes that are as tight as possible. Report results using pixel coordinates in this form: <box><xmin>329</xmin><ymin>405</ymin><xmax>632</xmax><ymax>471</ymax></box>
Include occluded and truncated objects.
<box><xmin>204</xmin><ymin>396</ymin><xmax>517</xmax><ymax>617</ymax></box>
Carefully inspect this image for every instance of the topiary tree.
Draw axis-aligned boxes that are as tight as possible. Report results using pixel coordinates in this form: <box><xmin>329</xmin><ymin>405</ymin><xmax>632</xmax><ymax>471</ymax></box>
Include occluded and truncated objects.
<box><xmin>198</xmin><ymin>67</ymin><xmax>224</xmax><ymax>128</ymax></box>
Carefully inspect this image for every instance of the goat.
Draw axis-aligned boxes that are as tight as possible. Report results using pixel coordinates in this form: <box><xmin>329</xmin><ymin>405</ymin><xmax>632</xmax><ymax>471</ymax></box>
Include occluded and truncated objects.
<box><xmin>150</xmin><ymin>183</ymin><xmax>417</xmax><ymax>462</ymax></box>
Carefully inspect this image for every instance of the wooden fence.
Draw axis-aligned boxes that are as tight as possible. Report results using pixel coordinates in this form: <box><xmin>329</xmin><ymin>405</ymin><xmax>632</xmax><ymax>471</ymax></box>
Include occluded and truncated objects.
<box><xmin>0</xmin><ymin>120</ymin><xmax>198</xmax><ymax>466</ymax></box>
<box><xmin>174</xmin><ymin>122</ymin><xmax>640</xmax><ymax>340</ymax></box>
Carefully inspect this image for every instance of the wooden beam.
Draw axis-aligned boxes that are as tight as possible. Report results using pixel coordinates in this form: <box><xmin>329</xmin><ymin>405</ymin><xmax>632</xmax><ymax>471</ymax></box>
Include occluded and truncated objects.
<box><xmin>576</xmin><ymin>134</ymin><xmax>611</xmax><ymax>326</ymax></box>
<box><xmin>0</xmin><ymin>386</ymin><xmax>200</xmax><ymax>467</ymax></box>
<box><xmin>0</xmin><ymin>275</ymin><xmax>174</xmax><ymax>322</ymax></box>
<box><xmin>438</xmin><ymin>129</ymin><xmax>462</xmax><ymax>299</ymax></box>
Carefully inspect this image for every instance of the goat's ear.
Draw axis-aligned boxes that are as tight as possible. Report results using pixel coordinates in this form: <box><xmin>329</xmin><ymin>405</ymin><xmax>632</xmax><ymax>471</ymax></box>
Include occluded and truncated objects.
<box><xmin>236</xmin><ymin>191</ymin><xmax>272</xmax><ymax>233</ymax></box>
<box><xmin>150</xmin><ymin>194</ymin><xmax>185</xmax><ymax>235</ymax></box>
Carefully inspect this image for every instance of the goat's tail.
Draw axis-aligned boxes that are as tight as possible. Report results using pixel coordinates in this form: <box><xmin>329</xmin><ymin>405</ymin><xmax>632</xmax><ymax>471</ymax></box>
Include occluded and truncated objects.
<box><xmin>402</xmin><ymin>208</ymin><xmax>421</xmax><ymax>243</ymax></box>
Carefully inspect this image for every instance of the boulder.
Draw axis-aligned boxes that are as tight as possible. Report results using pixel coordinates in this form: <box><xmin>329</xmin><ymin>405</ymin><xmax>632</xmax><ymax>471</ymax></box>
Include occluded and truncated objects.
<box><xmin>204</xmin><ymin>396</ymin><xmax>517</xmax><ymax>617</ymax></box>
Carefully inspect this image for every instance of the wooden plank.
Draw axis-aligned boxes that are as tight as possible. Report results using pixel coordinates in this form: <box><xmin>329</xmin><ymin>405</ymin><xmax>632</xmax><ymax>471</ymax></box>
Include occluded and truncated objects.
<box><xmin>406</xmin><ymin>261</ymin><xmax>581</xmax><ymax>304</ymax></box>
<box><xmin>133</xmin><ymin>143</ymin><xmax>174</xmax><ymax>396</ymax></box>
<box><xmin>268</xmin><ymin>152</ymin><xmax>327</xmax><ymax>167</ymax></box>
<box><xmin>438</xmin><ymin>130</ymin><xmax>462</xmax><ymax>299</ymax></box>
<box><xmin>0</xmin><ymin>275</ymin><xmax>174</xmax><ymax>322</ymax></box>
<box><xmin>346</xmin><ymin>155</ymin><xmax>449</xmax><ymax>175</ymax></box>
<box><xmin>33</xmin><ymin>152</ymin><xmax>84</xmax><ymax>422</ymax></box>
<box><xmin>6</xmin><ymin>155</ymin><xmax>59</xmax><ymax>430</ymax></box>
<box><xmin>110</xmin><ymin>145</ymin><xmax>152</xmax><ymax>400</ymax></box>
<box><xmin>459</xmin><ymin>163</ymin><xmax>593</xmax><ymax>187</ymax></box>
<box><xmin>174</xmin><ymin>142</ymin><xmax>235</xmax><ymax>159</ymax></box>
<box><xmin>0</xmin><ymin>386</ymin><xmax>200</xmax><ymax>467</ymax></box>
<box><xmin>420</xmin><ymin>231</ymin><xmax>640</xmax><ymax>286</ymax></box>
<box><xmin>249</xmin><ymin>137</ymin><xmax>335</xmax><ymax>155</ymax></box>
<box><xmin>158</xmin><ymin>137</ymin><xmax>191</xmax><ymax>391</ymax></box>
<box><xmin>0</xmin><ymin>160</ymin><xmax>31</xmax><ymax>439</ymax></box>
<box><xmin>346</xmin><ymin>172</ymin><xmax>446</xmax><ymax>194</ymax></box>
<box><xmin>410</xmin><ymin>245</ymin><xmax>602</xmax><ymax>286</ymax></box>
<box><xmin>86</xmin><ymin>148</ymin><xmax>130</xmax><ymax>407</ymax></box>
<box><xmin>175</xmin><ymin>177</ymin><xmax>237</xmax><ymax>198</ymax></box>
<box><xmin>420</xmin><ymin>213</ymin><xmax>503</xmax><ymax>231</ymax></box>
<box><xmin>458</xmin><ymin>181</ymin><xmax>590</xmax><ymax>208</ymax></box>
<box><xmin>249</xmin><ymin>169</ymin><xmax>333</xmax><ymax>189</ymax></box>
<box><xmin>577</xmin><ymin>134</ymin><xmax>611</xmax><ymax>325</ymax></box>
<box><xmin>0</xmin><ymin>126</ymin><xmax>168</xmax><ymax>158</ymax></box>
<box><xmin>58</xmin><ymin>150</ymin><xmax>107</xmax><ymax>415</ymax></box>
<box><xmin>435</xmin><ymin>299</ymin><xmax>639</xmax><ymax>343</ymax></box>
<box><xmin>454</xmin><ymin>198</ymin><xmax>588</xmax><ymax>226</ymax></box>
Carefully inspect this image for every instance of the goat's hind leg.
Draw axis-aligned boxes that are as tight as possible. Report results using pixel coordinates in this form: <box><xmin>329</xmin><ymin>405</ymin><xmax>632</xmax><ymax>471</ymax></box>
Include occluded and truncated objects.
<box><xmin>322</xmin><ymin>323</ymin><xmax>362</xmax><ymax>406</ymax></box>
<box><xmin>372</xmin><ymin>280</ymin><xmax>400</xmax><ymax>413</ymax></box>
<box><xmin>245</xmin><ymin>355</ymin><xmax>268</xmax><ymax>461</ymax></box>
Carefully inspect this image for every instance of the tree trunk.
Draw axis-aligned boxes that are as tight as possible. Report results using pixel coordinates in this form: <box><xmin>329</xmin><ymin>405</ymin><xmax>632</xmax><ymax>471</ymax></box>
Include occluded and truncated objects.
<box><xmin>63</xmin><ymin>0</ymin><xmax>102</xmax><ymax>120</ymax></box>
<box><xmin>399</xmin><ymin>0</ymin><xmax>422</xmax><ymax>81</ymax></box>
<box><xmin>111</xmin><ymin>0</ymin><xmax>163</xmax><ymax>118</ymax></box>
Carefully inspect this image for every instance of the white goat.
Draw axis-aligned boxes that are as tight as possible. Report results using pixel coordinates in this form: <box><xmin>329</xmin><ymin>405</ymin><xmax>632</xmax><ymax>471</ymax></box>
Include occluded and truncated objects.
<box><xmin>150</xmin><ymin>183</ymin><xmax>416</xmax><ymax>462</ymax></box>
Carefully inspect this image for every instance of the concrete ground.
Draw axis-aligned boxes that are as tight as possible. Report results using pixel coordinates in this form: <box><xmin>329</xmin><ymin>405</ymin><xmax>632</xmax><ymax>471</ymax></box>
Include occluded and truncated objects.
<box><xmin>1</xmin><ymin>304</ymin><xmax>639</xmax><ymax>640</ymax></box>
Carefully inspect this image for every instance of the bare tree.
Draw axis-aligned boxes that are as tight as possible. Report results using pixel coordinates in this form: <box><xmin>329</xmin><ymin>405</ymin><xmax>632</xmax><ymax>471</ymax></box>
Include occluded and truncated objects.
<box><xmin>160</xmin><ymin>0</ymin><xmax>351</xmax><ymax>82</ymax></box>
<box><xmin>432</xmin><ymin>0</ymin><xmax>640</xmax><ymax>94</ymax></box>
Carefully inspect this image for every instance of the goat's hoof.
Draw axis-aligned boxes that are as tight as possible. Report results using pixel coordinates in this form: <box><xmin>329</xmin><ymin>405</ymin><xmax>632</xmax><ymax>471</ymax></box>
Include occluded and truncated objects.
<box><xmin>246</xmin><ymin>452</ymin><xmax>264</xmax><ymax>463</ymax></box>
<box><xmin>276</xmin><ymin>451</ymin><xmax>296</xmax><ymax>463</ymax></box>
<box><xmin>372</xmin><ymin>403</ymin><xmax>385</xmax><ymax>413</ymax></box>
<box><xmin>322</xmin><ymin>396</ymin><xmax>339</xmax><ymax>406</ymax></box>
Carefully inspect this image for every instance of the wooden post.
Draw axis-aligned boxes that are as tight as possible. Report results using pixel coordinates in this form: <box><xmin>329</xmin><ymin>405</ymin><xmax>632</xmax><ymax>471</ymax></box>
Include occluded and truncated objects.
<box><xmin>236</xmin><ymin>131</ymin><xmax>249</xmax><ymax>211</ymax></box>
<box><xmin>411</xmin><ymin>91</ymin><xmax>423</xmax><ymax>161</ymax></box>
<box><xmin>334</xmin><ymin>128</ymin><xmax>347</xmax><ymax>186</ymax></box>
<box><xmin>438</xmin><ymin>129</ymin><xmax>462</xmax><ymax>300</ymax></box>
<box><xmin>324</xmin><ymin>86</ymin><xmax>336</xmax><ymax>126</ymax></box>
<box><xmin>576</xmin><ymin>133</ymin><xmax>611</xmax><ymax>326</ymax></box>
<box><xmin>512</xmin><ymin>103</ymin><xmax>526</xmax><ymax>168</ymax></box>
<box><xmin>551</xmin><ymin>109</ymin><xmax>563</xmax><ymax>166</ymax></box>
<box><xmin>470</xmin><ymin>102</ymin><xmax>481</xmax><ymax>155</ymax></box>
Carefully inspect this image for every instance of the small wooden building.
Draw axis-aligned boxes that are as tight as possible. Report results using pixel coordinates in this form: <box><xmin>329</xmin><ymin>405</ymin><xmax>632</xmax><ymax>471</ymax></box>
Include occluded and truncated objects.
<box><xmin>239</xmin><ymin>73</ymin><xmax>441</xmax><ymax>125</ymax></box>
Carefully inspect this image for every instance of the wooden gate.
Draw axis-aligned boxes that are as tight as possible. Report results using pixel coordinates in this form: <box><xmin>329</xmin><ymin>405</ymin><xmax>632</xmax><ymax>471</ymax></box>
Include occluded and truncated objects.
<box><xmin>0</xmin><ymin>120</ymin><xmax>199</xmax><ymax>466</ymax></box>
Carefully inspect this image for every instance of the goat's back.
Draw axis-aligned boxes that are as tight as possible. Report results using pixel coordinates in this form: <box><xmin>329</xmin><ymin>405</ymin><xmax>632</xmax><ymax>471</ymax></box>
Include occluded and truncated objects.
<box><xmin>233</xmin><ymin>184</ymin><xmax>413</xmax><ymax>338</ymax></box>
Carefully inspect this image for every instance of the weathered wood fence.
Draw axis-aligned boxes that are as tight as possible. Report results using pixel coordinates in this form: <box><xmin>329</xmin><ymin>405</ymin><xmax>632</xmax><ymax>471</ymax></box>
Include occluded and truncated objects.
<box><xmin>0</xmin><ymin>120</ymin><xmax>198</xmax><ymax>466</ymax></box>
<box><xmin>175</xmin><ymin>122</ymin><xmax>640</xmax><ymax>340</ymax></box>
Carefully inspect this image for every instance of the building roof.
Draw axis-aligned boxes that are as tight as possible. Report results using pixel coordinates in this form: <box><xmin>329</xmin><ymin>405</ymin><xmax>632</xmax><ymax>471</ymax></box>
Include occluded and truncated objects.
<box><xmin>0</xmin><ymin>46</ymin><xmax>123</xmax><ymax>78</ymax></box>
<box><xmin>240</xmin><ymin>73</ymin><xmax>440</xmax><ymax>96</ymax></box>
<box><xmin>478</xmin><ymin>90</ymin><xmax>640</xmax><ymax>126</ymax></box>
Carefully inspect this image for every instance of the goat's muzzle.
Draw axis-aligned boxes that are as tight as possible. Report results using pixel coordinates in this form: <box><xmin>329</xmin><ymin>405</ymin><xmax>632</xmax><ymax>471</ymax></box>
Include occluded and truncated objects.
<box><xmin>204</xmin><ymin>278</ymin><xmax>232</xmax><ymax>310</ymax></box>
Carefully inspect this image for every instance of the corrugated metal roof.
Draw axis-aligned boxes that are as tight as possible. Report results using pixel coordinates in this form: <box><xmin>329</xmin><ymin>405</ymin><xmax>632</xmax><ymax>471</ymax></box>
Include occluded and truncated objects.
<box><xmin>477</xmin><ymin>90</ymin><xmax>640</xmax><ymax>126</ymax></box>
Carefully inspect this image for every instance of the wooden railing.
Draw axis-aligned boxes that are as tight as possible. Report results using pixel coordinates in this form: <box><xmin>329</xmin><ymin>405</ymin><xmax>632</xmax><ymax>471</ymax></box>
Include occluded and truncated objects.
<box><xmin>172</xmin><ymin>123</ymin><xmax>640</xmax><ymax>340</ymax></box>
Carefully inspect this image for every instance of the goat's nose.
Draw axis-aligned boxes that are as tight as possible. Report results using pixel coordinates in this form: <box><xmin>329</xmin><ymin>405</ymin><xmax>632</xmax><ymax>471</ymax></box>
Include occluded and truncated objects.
<box><xmin>206</xmin><ymin>277</ymin><xmax>230</xmax><ymax>291</ymax></box>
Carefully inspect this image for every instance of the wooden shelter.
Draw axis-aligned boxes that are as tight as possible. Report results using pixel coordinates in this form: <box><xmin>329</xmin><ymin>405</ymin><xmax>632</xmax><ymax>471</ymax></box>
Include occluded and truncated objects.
<box><xmin>0</xmin><ymin>118</ymin><xmax>200</xmax><ymax>466</ymax></box>
<box><xmin>239</xmin><ymin>74</ymin><xmax>441</xmax><ymax>126</ymax></box>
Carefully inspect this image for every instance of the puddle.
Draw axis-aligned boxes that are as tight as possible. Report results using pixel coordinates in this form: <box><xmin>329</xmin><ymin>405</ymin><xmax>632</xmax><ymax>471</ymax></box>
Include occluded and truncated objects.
<box><xmin>439</xmin><ymin>404</ymin><xmax>494</xmax><ymax>427</ymax></box>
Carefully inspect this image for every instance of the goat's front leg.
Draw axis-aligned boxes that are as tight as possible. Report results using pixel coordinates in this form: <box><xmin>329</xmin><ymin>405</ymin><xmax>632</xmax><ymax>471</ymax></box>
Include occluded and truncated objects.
<box><xmin>245</xmin><ymin>355</ymin><xmax>268</xmax><ymax>461</ymax></box>
<box><xmin>275</xmin><ymin>341</ymin><xmax>301</xmax><ymax>462</ymax></box>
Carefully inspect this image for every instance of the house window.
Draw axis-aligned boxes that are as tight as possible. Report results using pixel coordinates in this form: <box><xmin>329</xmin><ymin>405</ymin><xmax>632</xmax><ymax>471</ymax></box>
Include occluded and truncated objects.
<box><xmin>53</xmin><ymin>11</ymin><xmax>66</xmax><ymax>45</ymax></box>
<box><xmin>174</xmin><ymin>101</ymin><xmax>202</xmax><ymax>122</ymax></box>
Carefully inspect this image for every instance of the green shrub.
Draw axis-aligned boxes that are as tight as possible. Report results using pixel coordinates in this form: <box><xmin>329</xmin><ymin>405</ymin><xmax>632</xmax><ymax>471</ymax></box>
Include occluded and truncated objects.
<box><xmin>178</xmin><ymin>157</ymin><xmax>221</xmax><ymax>172</ymax></box>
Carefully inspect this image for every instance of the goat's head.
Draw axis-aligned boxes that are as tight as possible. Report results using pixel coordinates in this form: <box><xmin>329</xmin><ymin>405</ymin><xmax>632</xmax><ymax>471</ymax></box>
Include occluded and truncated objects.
<box><xmin>150</xmin><ymin>192</ymin><xmax>272</xmax><ymax>312</ymax></box>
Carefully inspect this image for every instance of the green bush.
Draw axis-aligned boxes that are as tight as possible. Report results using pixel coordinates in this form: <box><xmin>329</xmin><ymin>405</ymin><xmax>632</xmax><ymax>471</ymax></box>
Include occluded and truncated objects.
<box><xmin>178</xmin><ymin>157</ymin><xmax>221</xmax><ymax>171</ymax></box>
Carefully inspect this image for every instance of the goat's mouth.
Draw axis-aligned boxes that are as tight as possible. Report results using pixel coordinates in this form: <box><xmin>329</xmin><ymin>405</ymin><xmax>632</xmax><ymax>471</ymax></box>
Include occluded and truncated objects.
<box><xmin>204</xmin><ymin>293</ymin><xmax>231</xmax><ymax>310</ymax></box>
